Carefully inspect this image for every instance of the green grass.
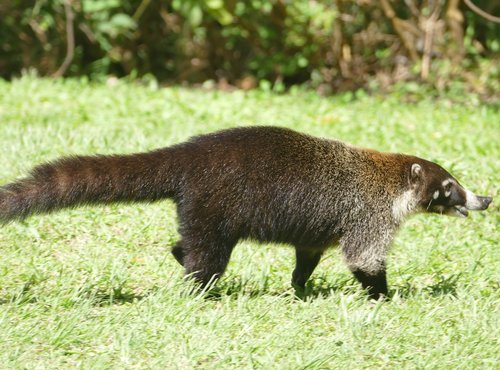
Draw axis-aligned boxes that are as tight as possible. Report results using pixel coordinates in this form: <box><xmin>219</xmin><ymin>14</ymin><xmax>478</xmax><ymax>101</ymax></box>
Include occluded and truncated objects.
<box><xmin>0</xmin><ymin>77</ymin><xmax>498</xmax><ymax>369</ymax></box>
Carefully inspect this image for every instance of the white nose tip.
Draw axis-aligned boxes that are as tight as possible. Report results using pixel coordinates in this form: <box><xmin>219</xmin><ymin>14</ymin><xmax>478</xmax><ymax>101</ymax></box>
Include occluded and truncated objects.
<box><xmin>478</xmin><ymin>196</ymin><xmax>492</xmax><ymax>209</ymax></box>
<box><xmin>465</xmin><ymin>190</ymin><xmax>492</xmax><ymax>211</ymax></box>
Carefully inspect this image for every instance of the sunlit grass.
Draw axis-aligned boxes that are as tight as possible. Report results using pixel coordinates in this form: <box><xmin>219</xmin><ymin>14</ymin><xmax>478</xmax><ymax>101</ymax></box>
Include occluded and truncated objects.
<box><xmin>0</xmin><ymin>77</ymin><xmax>498</xmax><ymax>369</ymax></box>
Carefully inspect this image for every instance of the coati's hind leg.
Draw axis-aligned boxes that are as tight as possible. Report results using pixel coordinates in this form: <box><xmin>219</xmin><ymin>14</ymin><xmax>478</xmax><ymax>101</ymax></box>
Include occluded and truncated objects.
<box><xmin>291</xmin><ymin>249</ymin><xmax>323</xmax><ymax>289</ymax></box>
<box><xmin>181</xmin><ymin>234</ymin><xmax>237</xmax><ymax>288</ymax></box>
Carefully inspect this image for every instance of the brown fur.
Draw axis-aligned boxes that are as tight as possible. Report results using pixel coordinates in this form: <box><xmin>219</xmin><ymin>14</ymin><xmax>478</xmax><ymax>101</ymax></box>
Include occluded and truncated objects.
<box><xmin>0</xmin><ymin>126</ymin><xmax>492</xmax><ymax>299</ymax></box>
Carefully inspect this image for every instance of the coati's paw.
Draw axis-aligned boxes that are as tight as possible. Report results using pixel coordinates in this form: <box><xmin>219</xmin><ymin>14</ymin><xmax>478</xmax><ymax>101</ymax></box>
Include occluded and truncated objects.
<box><xmin>368</xmin><ymin>291</ymin><xmax>389</xmax><ymax>301</ymax></box>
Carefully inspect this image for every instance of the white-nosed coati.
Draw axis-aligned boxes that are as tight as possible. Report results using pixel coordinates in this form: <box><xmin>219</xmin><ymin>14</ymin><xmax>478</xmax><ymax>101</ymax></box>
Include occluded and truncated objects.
<box><xmin>0</xmin><ymin>127</ymin><xmax>493</xmax><ymax>299</ymax></box>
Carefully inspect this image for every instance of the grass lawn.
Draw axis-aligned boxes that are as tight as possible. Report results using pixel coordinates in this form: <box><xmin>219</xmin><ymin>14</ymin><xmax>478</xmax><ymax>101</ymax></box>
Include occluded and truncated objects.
<box><xmin>0</xmin><ymin>77</ymin><xmax>498</xmax><ymax>369</ymax></box>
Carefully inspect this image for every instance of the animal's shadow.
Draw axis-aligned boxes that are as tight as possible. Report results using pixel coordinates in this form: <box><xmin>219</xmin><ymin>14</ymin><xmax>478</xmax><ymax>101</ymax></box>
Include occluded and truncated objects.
<box><xmin>1</xmin><ymin>272</ymin><xmax>460</xmax><ymax>305</ymax></box>
<box><xmin>204</xmin><ymin>275</ymin><xmax>353</xmax><ymax>301</ymax></box>
<box><xmin>391</xmin><ymin>272</ymin><xmax>460</xmax><ymax>299</ymax></box>
<box><xmin>208</xmin><ymin>272</ymin><xmax>461</xmax><ymax>301</ymax></box>
<box><xmin>0</xmin><ymin>280</ymin><xmax>150</xmax><ymax>306</ymax></box>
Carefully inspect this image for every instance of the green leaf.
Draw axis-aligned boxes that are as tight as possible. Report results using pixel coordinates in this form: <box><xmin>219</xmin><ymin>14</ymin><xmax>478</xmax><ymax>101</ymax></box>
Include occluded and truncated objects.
<box><xmin>206</xmin><ymin>0</ymin><xmax>224</xmax><ymax>9</ymax></box>
<box><xmin>189</xmin><ymin>6</ymin><xmax>203</xmax><ymax>27</ymax></box>
<box><xmin>83</xmin><ymin>0</ymin><xmax>120</xmax><ymax>13</ymax></box>
<box><xmin>109</xmin><ymin>13</ymin><xmax>136</xmax><ymax>31</ymax></box>
<box><xmin>209</xmin><ymin>8</ymin><xmax>233</xmax><ymax>25</ymax></box>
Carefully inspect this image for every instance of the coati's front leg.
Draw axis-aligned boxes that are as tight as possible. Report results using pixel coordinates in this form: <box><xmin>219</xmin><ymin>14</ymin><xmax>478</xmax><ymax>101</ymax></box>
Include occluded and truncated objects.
<box><xmin>351</xmin><ymin>268</ymin><xmax>388</xmax><ymax>300</ymax></box>
<box><xmin>341</xmin><ymin>229</ymin><xmax>392</xmax><ymax>300</ymax></box>
<box><xmin>291</xmin><ymin>249</ymin><xmax>323</xmax><ymax>289</ymax></box>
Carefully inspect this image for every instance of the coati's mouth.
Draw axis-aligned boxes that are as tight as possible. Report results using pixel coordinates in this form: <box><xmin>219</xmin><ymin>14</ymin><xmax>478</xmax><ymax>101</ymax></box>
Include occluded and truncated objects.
<box><xmin>428</xmin><ymin>205</ymin><xmax>468</xmax><ymax>218</ymax></box>
<box><xmin>452</xmin><ymin>205</ymin><xmax>468</xmax><ymax>218</ymax></box>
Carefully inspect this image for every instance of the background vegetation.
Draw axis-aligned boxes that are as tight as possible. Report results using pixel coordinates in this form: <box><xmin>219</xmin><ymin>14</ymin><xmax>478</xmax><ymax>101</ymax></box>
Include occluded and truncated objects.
<box><xmin>1</xmin><ymin>0</ymin><xmax>499</xmax><ymax>98</ymax></box>
<box><xmin>0</xmin><ymin>77</ymin><xmax>498</xmax><ymax>368</ymax></box>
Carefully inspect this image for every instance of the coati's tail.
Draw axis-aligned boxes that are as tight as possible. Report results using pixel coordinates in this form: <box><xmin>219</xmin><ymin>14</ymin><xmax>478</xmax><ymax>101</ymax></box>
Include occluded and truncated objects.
<box><xmin>0</xmin><ymin>149</ymin><xmax>178</xmax><ymax>224</ymax></box>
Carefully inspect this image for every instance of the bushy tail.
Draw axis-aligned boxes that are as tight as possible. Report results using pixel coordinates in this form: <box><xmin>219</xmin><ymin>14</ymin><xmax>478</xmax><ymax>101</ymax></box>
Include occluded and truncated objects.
<box><xmin>0</xmin><ymin>148</ymin><xmax>179</xmax><ymax>223</ymax></box>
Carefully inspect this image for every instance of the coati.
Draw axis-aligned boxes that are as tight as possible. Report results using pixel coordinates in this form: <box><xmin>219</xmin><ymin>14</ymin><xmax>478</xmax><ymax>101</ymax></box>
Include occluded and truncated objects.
<box><xmin>0</xmin><ymin>126</ymin><xmax>493</xmax><ymax>299</ymax></box>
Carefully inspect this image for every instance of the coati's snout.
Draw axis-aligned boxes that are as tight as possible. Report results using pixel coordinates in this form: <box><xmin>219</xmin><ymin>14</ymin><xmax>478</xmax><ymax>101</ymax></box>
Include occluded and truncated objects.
<box><xmin>410</xmin><ymin>162</ymin><xmax>493</xmax><ymax>218</ymax></box>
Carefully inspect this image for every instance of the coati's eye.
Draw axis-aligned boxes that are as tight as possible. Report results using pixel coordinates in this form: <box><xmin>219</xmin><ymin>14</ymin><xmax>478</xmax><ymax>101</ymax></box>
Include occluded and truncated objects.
<box><xmin>443</xmin><ymin>180</ymin><xmax>453</xmax><ymax>198</ymax></box>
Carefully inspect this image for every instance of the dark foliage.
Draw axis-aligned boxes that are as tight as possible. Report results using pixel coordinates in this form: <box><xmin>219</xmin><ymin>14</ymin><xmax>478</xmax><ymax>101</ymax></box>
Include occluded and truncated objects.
<box><xmin>1</xmin><ymin>1</ymin><xmax>499</xmax><ymax>95</ymax></box>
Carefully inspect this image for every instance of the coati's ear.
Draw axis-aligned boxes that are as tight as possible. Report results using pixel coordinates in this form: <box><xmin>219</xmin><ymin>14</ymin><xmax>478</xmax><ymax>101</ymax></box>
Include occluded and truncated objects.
<box><xmin>410</xmin><ymin>163</ymin><xmax>422</xmax><ymax>185</ymax></box>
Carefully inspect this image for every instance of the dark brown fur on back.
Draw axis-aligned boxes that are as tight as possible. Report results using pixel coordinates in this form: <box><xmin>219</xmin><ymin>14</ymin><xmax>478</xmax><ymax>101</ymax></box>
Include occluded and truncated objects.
<box><xmin>0</xmin><ymin>126</ymin><xmax>491</xmax><ymax>299</ymax></box>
